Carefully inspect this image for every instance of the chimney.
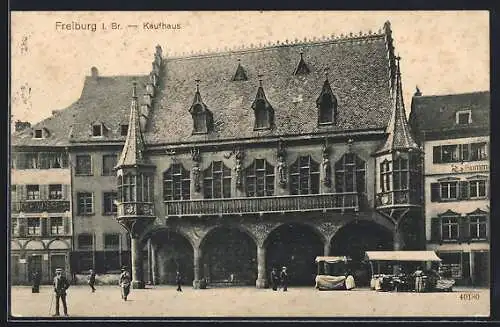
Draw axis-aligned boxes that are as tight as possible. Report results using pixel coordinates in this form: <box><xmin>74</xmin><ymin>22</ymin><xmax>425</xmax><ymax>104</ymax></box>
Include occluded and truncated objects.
<box><xmin>15</xmin><ymin>120</ymin><xmax>31</xmax><ymax>132</ymax></box>
<box><xmin>91</xmin><ymin>66</ymin><xmax>99</xmax><ymax>78</ymax></box>
<box><xmin>414</xmin><ymin>86</ymin><xmax>422</xmax><ymax>97</ymax></box>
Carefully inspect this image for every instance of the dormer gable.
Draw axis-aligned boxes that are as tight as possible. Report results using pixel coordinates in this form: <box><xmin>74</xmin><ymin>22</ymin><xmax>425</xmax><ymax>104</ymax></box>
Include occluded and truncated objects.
<box><xmin>32</xmin><ymin>127</ymin><xmax>50</xmax><ymax>139</ymax></box>
<box><xmin>189</xmin><ymin>80</ymin><xmax>214</xmax><ymax>134</ymax></box>
<box><xmin>316</xmin><ymin>69</ymin><xmax>338</xmax><ymax>125</ymax></box>
<box><xmin>293</xmin><ymin>51</ymin><xmax>310</xmax><ymax>75</ymax></box>
<box><xmin>90</xmin><ymin>121</ymin><xmax>108</xmax><ymax>137</ymax></box>
<box><xmin>232</xmin><ymin>59</ymin><xmax>248</xmax><ymax>81</ymax></box>
<box><xmin>251</xmin><ymin>75</ymin><xmax>275</xmax><ymax>130</ymax></box>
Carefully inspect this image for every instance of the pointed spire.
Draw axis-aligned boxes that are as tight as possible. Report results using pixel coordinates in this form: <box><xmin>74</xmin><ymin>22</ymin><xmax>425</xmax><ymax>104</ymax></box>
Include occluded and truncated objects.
<box><xmin>316</xmin><ymin>67</ymin><xmax>334</xmax><ymax>108</ymax></box>
<box><xmin>252</xmin><ymin>74</ymin><xmax>268</xmax><ymax>106</ymax></box>
<box><xmin>376</xmin><ymin>56</ymin><xmax>419</xmax><ymax>154</ymax></box>
<box><xmin>116</xmin><ymin>82</ymin><xmax>149</xmax><ymax>168</ymax></box>
<box><xmin>190</xmin><ymin>79</ymin><xmax>207</xmax><ymax>111</ymax></box>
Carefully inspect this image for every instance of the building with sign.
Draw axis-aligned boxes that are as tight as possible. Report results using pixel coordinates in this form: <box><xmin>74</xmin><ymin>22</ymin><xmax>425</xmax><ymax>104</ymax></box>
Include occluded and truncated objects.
<box><xmin>12</xmin><ymin>21</ymin><xmax>426</xmax><ymax>288</ymax></box>
<box><xmin>10</xmin><ymin>136</ymin><xmax>73</xmax><ymax>284</ymax></box>
<box><xmin>409</xmin><ymin>90</ymin><xmax>490</xmax><ymax>286</ymax></box>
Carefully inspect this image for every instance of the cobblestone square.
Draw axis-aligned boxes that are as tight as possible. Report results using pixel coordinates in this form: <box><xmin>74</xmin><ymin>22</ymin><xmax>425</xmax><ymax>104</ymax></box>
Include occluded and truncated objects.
<box><xmin>10</xmin><ymin>285</ymin><xmax>489</xmax><ymax>318</ymax></box>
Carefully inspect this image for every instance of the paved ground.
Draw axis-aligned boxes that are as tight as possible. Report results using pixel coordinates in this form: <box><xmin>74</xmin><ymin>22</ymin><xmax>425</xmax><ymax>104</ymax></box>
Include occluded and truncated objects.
<box><xmin>10</xmin><ymin>285</ymin><xmax>489</xmax><ymax>318</ymax></box>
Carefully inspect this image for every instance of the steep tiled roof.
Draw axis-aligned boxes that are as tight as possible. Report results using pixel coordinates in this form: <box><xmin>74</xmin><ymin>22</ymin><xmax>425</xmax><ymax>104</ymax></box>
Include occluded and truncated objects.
<box><xmin>116</xmin><ymin>83</ymin><xmax>150</xmax><ymax>168</ymax></box>
<box><xmin>12</xmin><ymin>75</ymin><xmax>148</xmax><ymax>147</ymax></box>
<box><xmin>13</xmin><ymin>24</ymin><xmax>397</xmax><ymax>148</ymax></box>
<box><xmin>146</xmin><ymin>34</ymin><xmax>394</xmax><ymax>144</ymax></box>
<box><xmin>408</xmin><ymin>91</ymin><xmax>490</xmax><ymax>137</ymax></box>
<box><xmin>376</xmin><ymin>57</ymin><xmax>418</xmax><ymax>154</ymax></box>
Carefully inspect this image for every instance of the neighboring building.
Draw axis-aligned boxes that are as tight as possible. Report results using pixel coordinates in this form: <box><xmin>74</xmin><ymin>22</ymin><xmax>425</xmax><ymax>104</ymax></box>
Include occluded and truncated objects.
<box><xmin>10</xmin><ymin>139</ymin><xmax>73</xmax><ymax>284</ymax></box>
<box><xmin>409</xmin><ymin>90</ymin><xmax>490</xmax><ymax>286</ymax></box>
<box><xmin>12</xmin><ymin>21</ymin><xmax>425</xmax><ymax>288</ymax></box>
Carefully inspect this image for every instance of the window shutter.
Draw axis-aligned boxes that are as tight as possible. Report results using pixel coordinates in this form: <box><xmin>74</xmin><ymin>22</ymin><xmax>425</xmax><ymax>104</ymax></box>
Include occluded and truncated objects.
<box><xmin>40</xmin><ymin>184</ymin><xmax>48</xmax><ymax>200</ymax></box>
<box><xmin>433</xmin><ymin>146</ymin><xmax>441</xmax><ymax>163</ymax></box>
<box><xmin>430</xmin><ymin>218</ymin><xmax>441</xmax><ymax>243</ymax></box>
<box><xmin>459</xmin><ymin>181</ymin><xmax>469</xmax><ymax>200</ymax></box>
<box><xmin>18</xmin><ymin>185</ymin><xmax>26</xmax><ymax>201</ymax></box>
<box><xmin>11</xmin><ymin>185</ymin><xmax>17</xmax><ymax>204</ymax></box>
<box><xmin>64</xmin><ymin>214</ymin><xmax>71</xmax><ymax>235</ymax></box>
<box><xmin>41</xmin><ymin>218</ymin><xmax>48</xmax><ymax>237</ymax></box>
<box><xmin>459</xmin><ymin>216</ymin><xmax>470</xmax><ymax>244</ymax></box>
<box><xmin>430</xmin><ymin>183</ymin><xmax>440</xmax><ymax>202</ymax></box>
<box><xmin>18</xmin><ymin>219</ymin><xmax>26</xmax><ymax>237</ymax></box>
<box><xmin>62</xmin><ymin>184</ymin><xmax>69</xmax><ymax>200</ymax></box>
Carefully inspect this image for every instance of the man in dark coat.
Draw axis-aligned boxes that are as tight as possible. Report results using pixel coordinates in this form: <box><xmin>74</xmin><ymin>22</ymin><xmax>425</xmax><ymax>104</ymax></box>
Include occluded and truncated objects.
<box><xmin>53</xmin><ymin>268</ymin><xmax>70</xmax><ymax>317</ymax></box>
<box><xmin>31</xmin><ymin>271</ymin><xmax>41</xmax><ymax>293</ymax></box>
<box><xmin>176</xmin><ymin>271</ymin><xmax>183</xmax><ymax>292</ymax></box>
<box><xmin>270</xmin><ymin>268</ymin><xmax>279</xmax><ymax>291</ymax></box>
<box><xmin>119</xmin><ymin>266</ymin><xmax>131</xmax><ymax>301</ymax></box>
<box><xmin>280</xmin><ymin>266</ymin><xmax>288</xmax><ymax>292</ymax></box>
<box><xmin>88</xmin><ymin>269</ymin><xmax>96</xmax><ymax>292</ymax></box>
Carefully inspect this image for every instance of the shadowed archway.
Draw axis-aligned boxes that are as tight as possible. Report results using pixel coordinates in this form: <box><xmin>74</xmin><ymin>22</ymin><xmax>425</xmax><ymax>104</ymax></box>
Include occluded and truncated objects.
<box><xmin>265</xmin><ymin>223</ymin><xmax>324</xmax><ymax>286</ymax></box>
<box><xmin>330</xmin><ymin>220</ymin><xmax>393</xmax><ymax>285</ymax></box>
<box><xmin>201</xmin><ymin>227</ymin><xmax>257</xmax><ymax>286</ymax></box>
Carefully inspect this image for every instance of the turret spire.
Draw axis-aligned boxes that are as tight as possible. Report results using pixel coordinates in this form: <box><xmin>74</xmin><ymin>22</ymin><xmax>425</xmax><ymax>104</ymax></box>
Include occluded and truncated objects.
<box><xmin>376</xmin><ymin>56</ymin><xmax>419</xmax><ymax>154</ymax></box>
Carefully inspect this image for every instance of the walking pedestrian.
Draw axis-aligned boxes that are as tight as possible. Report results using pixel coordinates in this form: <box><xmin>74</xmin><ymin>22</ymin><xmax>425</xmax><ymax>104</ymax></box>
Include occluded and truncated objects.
<box><xmin>32</xmin><ymin>270</ymin><xmax>41</xmax><ymax>293</ymax></box>
<box><xmin>88</xmin><ymin>269</ymin><xmax>96</xmax><ymax>292</ymax></box>
<box><xmin>270</xmin><ymin>268</ymin><xmax>279</xmax><ymax>291</ymax></box>
<box><xmin>280</xmin><ymin>266</ymin><xmax>288</xmax><ymax>292</ymax></box>
<box><xmin>176</xmin><ymin>271</ymin><xmax>183</xmax><ymax>292</ymax></box>
<box><xmin>52</xmin><ymin>268</ymin><xmax>70</xmax><ymax>317</ymax></box>
<box><xmin>414</xmin><ymin>266</ymin><xmax>424</xmax><ymax>292</ymax></box>
<box><xmin>119</xmin><ymin>266</ymin><xmax>131</xmax><ymax>301</ymax></box>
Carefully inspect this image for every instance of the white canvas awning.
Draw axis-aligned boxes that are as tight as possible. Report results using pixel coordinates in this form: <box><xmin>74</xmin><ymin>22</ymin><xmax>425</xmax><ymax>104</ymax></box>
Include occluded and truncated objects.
<box><xmin>315</xmin><ymin>256</ymin><xmax>350</xmax><ymax>264</ymax></box>
<box><xmin>365</xmin><ymin>251</ymin><xmax>442</xmax><ymax>262</ymax></box>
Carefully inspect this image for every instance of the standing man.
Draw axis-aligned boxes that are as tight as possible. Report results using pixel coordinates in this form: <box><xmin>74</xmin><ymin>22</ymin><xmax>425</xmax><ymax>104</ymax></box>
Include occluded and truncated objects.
<box><xmin>175</xmin><ymin>271</ymin><xmax>183</xmax><ymax>292</ymax></box>
<box><xmin>270</xmin><ymin>268</ymin><xmax>279</xmax><ymax>291</ymax></box>
<box><xmin>53</xmin><ymin>268</ymin><xmax>70</xmax><ymax>317</ymax></box>
<box><xmin>280</xmin><ymin>266</ymin><xmax>288</xmax><ymax>292</ymax></box>
<box><xmin>88</xmin><ymin>269</ymin><xmax>96</xmax><ymax>293</ymax></box>
<box><xmin>32</xmin><ymin>270</ymin><xmax>41</xmax><ymax>293</ymax></box>
<box><xmin>119</xmin><ymin>266</ymin><xmax>131</xmax><ymax>301</ymax></box>
<box><xmin>414</xmin><ymin>266</ymin><xmax>424</xmax><ymax>293</ymax></box>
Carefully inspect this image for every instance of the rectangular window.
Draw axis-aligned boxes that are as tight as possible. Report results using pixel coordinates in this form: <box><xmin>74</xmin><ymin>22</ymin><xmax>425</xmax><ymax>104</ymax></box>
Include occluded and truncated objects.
<box><xmin>470</xmin><ymin>142</ymin><xmax>488</xmax><ymax>161</ymax></box>
<box><xmin>34</xmin><ymin>129</ymin><xmax>43</xmax><ymax>139</ymax></box>
<box><xmin>441</xmin><ymin>145</ymin><xmax>459</xmax><ymax>163</ymax></box>
<box><xmin>75</xmin><ymin>155</ymin><xmax>92</xmax><ymax>175</ymax></box>
<box><xmin>457</xmin><ymin>112</ymin><xmax>471</xmax><ymax>125</ymax></box>
<box><xmin>50</xmin><ymin>217</ymin><xmax>64</xmax><ymax>235</ymax></box>
<box><xmin>104</xmin><ymin>234</ymin><xmax>120</xmax><ymax>249</ymax></box>
<box><xmin>27</xmin><ymin>218</ymin><xmax>41</xmax><ymax>236</ymax></box>
<box><xmin>469</xmin><ymin>180</ymin><xmax>487</xmax><ymax>198</ymax></box>
<box><xmin>49</xmin><ymin>184</ymin><xmax>63</xmax><ymax>200</ymax></box>
<box><xmin>440</xmin><ymin>182</ymin><xmax>458</xmax><ymax>200</ymax></box>
<box><xmin>11</xmin><ymin>218</ymin><xmax>18</xmax><ymax>237</ymax></box>
<box><xmin>469</xmin><ymin>216</ymin><xmax>487</xmax><ymax>240</ymax></box>
<box><xmin>120</xmin><ymin>124</ymin><xmax>129</xmax><ymax>136</ymax></box>
<box><xmin>441</xmin><ymin>217</ymin><xmax>459</xmax><ymax>241</ymax></box>
<box><xmin>77</xmin><ymin>192</ymin><xmax>94</xmax><ymax>215</ymax></box>
<box><xmin>78</xmin><ymin>234</ymin><xmax>93</xmax><ymax>250</ymax></box>
<box><xmin>26</xmin><ymin>185</ymin><xmax>40</xmax><ymax>200</ymax></box>
<box><xmin>103</xmin><ymin>192</ymin><xmax>118</xmax><ymax>215</ymax></box>
<box><xmin>102</xmin><ymin>154</ymin><xmax>118</xmax><ymax>176</ymax></box>
<box><xmin>92</xmin><ymin>124</ymin><xmax>102</xmax><ymax>137</ymax></box>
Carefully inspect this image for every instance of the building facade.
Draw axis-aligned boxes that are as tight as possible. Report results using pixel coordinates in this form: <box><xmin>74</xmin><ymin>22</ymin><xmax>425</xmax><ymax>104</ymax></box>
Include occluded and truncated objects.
<box><xmin>10</xmin><ymin>144</ymin><xmax>73</xmax><ymax>284</ymax></box>
<box><xmin>12</xmin><ymin>21</ymin><xmax>426</xmax><ymax>288</ymax></box>
<box><xmin>409</xmin><ymin>91</ymin><xmax>490</xmax><ymax>286</ymax></box>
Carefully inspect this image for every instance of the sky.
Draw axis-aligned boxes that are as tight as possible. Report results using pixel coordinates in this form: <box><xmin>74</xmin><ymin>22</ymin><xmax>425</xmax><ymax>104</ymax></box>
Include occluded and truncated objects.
<box><xmin>11</xmin><ymin>11</ymin><xmax>489</xmax><ymax>125</ymax></box>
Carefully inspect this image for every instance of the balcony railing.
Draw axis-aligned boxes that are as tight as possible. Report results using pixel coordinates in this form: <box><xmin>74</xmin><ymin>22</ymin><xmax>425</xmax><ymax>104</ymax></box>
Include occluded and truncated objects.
<box><xmin>375</xmin><ymin>190</ymin><xmax>421</xmax><ymax>208</ymax></box>
<box><xmin>165</xmin><ymin>192</ymin><xmax>359</xmax><ymax>217</ymax></box>
<box><xmin>11</xmin><ymin>200</ymin><xmax>71</xmax><ymax>213</ymax></box>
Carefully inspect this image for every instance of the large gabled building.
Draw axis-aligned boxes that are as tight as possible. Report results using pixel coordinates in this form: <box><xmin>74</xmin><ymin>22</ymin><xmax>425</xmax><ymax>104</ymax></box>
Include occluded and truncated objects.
<box><xmin>409</xmin><ymin>90</ymin><xmax>490</xmax><ymax>286</ymax></box>
<box><xmin>12</xmin><ymin>21</ymin><xmax>425</xmax><ymax>288</ymax></box>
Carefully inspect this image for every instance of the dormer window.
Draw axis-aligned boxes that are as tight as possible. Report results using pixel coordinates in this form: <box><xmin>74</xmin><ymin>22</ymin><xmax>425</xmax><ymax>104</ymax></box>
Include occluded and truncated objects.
<box><xmin>294</xmin><ymin>52</ymin><xmax>310</xmax><ymax>75</ymax></box>
<box><xmin>316</xmin><ymin>70</ymin><xmax>338</xmax><ymax>126</ymax></box>
<box><xmin>92</xmin><ymin>124</ymin><xmax>103</xmax><ymax>137</ymax></box>
<box><xmin>120</xmin><ymin>124</ymin><xmax>129</xmax><ymax>136</ymax></box>
<box><xmin>34</xmin><ymin>129</ymin><xmax>43</xmax><ymax>139</ymax></box>
<box><xmin>252</xmin><ymin>76</ymin><xmax>275</xmax><ymax>131</ymax></box>
<box><xmin>456</xmin><ymin>110</ymin><xmax>471</xmax><ymax>125</ymax></box>
<box><xmin>232</xmin><ymin>59</ymin><xmax>248</xmax><ymax>81</ymax></box>
<box><xmin>189</xmin><ymin>80</ymin><xmax>214</xmax><ymax>135</ymax></box>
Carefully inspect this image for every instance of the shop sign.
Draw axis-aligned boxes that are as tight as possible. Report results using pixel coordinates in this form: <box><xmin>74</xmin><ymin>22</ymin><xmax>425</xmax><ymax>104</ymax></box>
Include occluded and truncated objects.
<box><xmin>451</xmin><ymin>163</ymin><xmax>489</xmax><ymax>173</ymax></box>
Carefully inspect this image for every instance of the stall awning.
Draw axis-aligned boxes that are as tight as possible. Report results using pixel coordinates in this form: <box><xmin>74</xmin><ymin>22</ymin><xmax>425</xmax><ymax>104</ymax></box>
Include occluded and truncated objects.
<box><xmin>365</xmin><ymin>251</ymin><xmax>442</xmax><ymax>262</ymax></box>
<box><xmin>315</xmin><ymin>256</ymin><xmax>350</xmax><ymax>264</ymax></box>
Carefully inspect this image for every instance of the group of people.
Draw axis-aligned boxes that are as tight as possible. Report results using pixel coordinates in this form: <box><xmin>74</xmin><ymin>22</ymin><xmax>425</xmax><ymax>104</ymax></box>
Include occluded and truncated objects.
<box><xmin>270</xmin><ymin>266</ymin><xmax>289</xmax><ymax>291</ymax></box>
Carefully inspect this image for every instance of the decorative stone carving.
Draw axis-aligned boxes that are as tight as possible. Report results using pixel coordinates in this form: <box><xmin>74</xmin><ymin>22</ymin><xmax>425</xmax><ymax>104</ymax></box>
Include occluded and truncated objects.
<box><xmin>191</xmin><ymin>147</ymin><xmax>202</xmax><ymax>192</ymax></box>
<box><xmin>317</xmin><ymin>221</ymin><xmax>342</xmax><ymax>241</ymax></box>
<box><xmin>277</xmin><ymin>139</ymin><xmax>287</xmax><ymax>188</ymax></box>
<box><xmin>234</xmin><ymin>147</ymin><xmax>244</xmax><ymax>189</ymax></box>
<box><xmin>321</xmin><ymin>138</ymin><xmax>331</xmax><ymax>187</ymax></box>
<box><xmin>248</xmin><ymin>222</ymin><xmax>278</xmax><ymax>246</ymax></box>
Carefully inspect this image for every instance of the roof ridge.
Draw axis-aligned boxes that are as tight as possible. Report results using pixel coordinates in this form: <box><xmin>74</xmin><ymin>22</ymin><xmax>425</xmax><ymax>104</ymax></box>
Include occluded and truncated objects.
<box><xmin>164</xmin><ymin>29</ymin><xmax>385</xmax><ymax>60</ymax></box>
<box><xmin>415</xmin><ymin>90</ymin><xmax>490</xmax><ymax>98</ymax></box>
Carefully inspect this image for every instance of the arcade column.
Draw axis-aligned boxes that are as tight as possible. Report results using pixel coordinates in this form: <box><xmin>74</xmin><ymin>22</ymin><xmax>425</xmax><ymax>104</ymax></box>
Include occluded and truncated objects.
<box><xmin>256</xmin><ymin>245</ymin><xmax>267</xmax><ymax>288</ymax></box>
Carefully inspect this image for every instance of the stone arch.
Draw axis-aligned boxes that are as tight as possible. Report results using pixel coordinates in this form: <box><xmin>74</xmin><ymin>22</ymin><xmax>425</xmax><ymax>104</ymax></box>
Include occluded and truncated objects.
<box><xmin>24</xmin><ymin>240</ymin><xmax>45</xmax><ymax>250</ymax></box>
<box><xmin>329</xmin><ymin>220</ymin><xmax>393</xmax><ymax>286</ymax></box>
<box><xmin>199</xmin><ymin>223</ymin><xmax>259</xmax><ymax>251</ymax></box>
<box><xmin>199</xmin><ymin>225</ymin><xmax>258</xmax><ymax>286</ymax></box>
<box><xmin>265</xmin><ymin>222</ymin><xmax>325</xmax><ymax>286</ymax></box>
<box><xmin>47</xmin><ymin>239</ymin><xmax>71</xmax><ymax>250</ymax></box>
<box><xmin>140</xmin><ymin>225</ymin><xmax>196</xmax><ymax>250</ymax></box>
<box><xmin>151</xmin><ymin>228</ymin><xmax>195</xmax><ymax>285</ymax></box>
